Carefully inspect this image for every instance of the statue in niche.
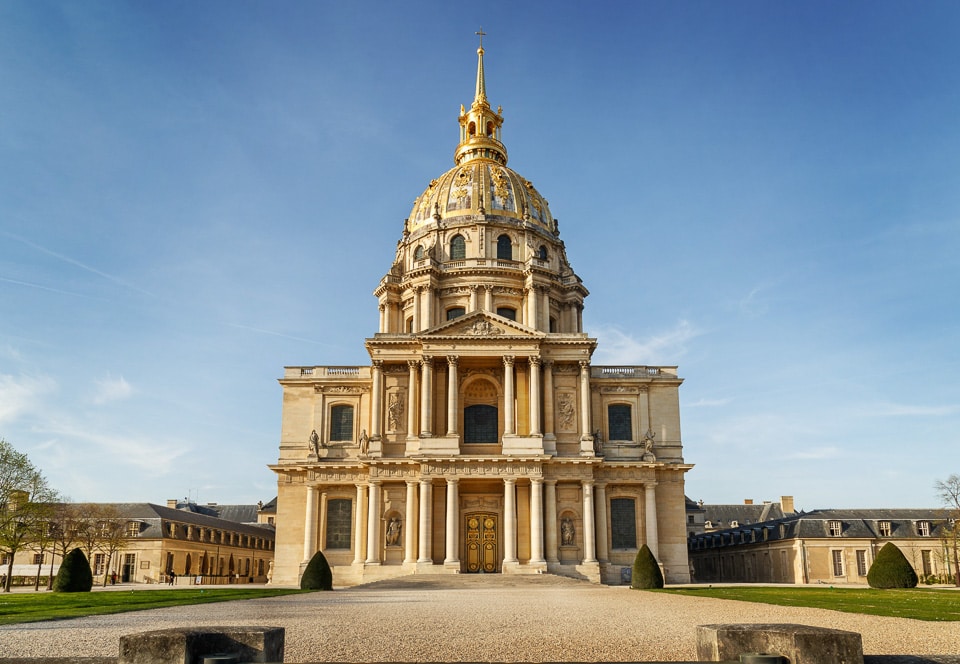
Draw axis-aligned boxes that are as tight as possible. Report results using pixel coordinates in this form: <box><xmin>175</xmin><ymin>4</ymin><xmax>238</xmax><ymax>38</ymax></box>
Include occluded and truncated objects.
<box><xmin>388</xmin><ymin>392</ymin><xmax>404</xmax><ymax>431</ymax></box>
<box><xmin>309</xmin><ymin>429</ymin><xmax>322</xmax><ymax>456</ymax></box>
<box><xmin>641</xmin><ymin>428</ymin><xmax>657</xmax><ymax>462</ymax></box>
<box><xmin>561</xmin><ymin>517</ymin><xmax>575</xmax><ymax>546</ymax></box>
<box><xmin>358</xmin><ymin>429</ymin><xmax>369</xmax><ymax>455</ymax></box>
<box><xmin>386</xmin><ymin>517</ymin><xmax>402</xmax><ymax>546</ymax></box>
<box><xmin>592</xmin><ymin>429</ymin><xmax>603</xmax><ymax>456</ymax></box>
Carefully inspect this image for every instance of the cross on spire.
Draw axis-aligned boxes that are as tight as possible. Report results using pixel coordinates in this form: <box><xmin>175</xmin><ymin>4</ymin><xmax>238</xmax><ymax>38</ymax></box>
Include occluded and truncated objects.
<box><xmin>476</xmin><ymin>27</ymin><xmax>486</xmax><ymax>49</ymax></box>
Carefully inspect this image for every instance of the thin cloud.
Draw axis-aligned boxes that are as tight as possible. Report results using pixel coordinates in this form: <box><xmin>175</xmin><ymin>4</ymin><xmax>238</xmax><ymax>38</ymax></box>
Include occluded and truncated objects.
<box><xmin>0</xmin><ymin>373</ymin><xmax>57</xmax><ymax>424</ymax></box>
<box><xmin>0</xmin><ymin>230</ymin><xmax>155</xmax><ymax>298</ymax></box>
<box><xmin>0</xmin><ymin>276</ymin><xmax>108</xmax><ymax>301</ymax></box>
<box><xmin>785</xmin><ymin>446</ymin><xmax>842</xmax><ymax>460</ymax></box>
<box><xmin>224</xmin><ymin>322</ymin><xmax>344</xmax><ymax>348</ymax></box>
<box><xmin>40</xmin><ymin>422</ymin><xmax>188</xmax><ymax>475</ymax></box>
<box><xmin>592</xmin><ymin>320</ymin><xmax>699</xmax><ymax>365</ymax></box>
<box><xmin>687</xmin><ymin>398</ymin><xmax>733</xmax><ymax>408</ymax></box>
<box><xmin>865</xmin><ymin>403</ymin><xmax>960</xmax><ymax>417</ymax></box>
<box><xmin>92</xmin><ymin>374</ymin><xmax>134</xmax><ymax>405</ymax></box>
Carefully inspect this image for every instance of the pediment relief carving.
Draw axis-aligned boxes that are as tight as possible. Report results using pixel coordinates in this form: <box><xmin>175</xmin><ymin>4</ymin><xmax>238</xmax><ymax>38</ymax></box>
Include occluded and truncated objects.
<box><xmin>422</xmin><ymin>311</ymin><xmax>540</xmax><ymax>338</ymax></box>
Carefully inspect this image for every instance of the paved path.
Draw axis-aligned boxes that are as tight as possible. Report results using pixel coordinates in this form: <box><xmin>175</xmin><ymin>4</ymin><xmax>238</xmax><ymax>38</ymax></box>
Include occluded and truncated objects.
<box><xmin>1</xmin><ymin>576</ymin><xmax>958</xmax><ymax>662</ymax></box>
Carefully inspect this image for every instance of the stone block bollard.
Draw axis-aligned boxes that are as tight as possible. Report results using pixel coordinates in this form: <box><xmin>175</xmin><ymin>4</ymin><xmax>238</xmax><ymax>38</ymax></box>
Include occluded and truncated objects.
<box><xmin>118</xmin><ymin>626</ymin><xmax>284</xmax><ymax>664</ymax></box>
<box><xmin>697</xmin><ymin>624</ymin><xmax>863</xmax><ymax>664</ymax></box>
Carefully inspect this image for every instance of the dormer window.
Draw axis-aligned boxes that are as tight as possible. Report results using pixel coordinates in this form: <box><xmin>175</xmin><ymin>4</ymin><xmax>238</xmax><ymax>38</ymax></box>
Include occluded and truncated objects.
<box><xmin>878</xmin><ymin>521</ymin><xmax>892</xmax><ymax>537</ymax></box>
<box><xmin>828</xmin><ymin>520</ymin><xmax>843</xmax><ymax>537</ymax></box>
<box><xmin>918</xmin><ymin>521</ymin><xmax>931</xmax><ymax>537</ymax></box>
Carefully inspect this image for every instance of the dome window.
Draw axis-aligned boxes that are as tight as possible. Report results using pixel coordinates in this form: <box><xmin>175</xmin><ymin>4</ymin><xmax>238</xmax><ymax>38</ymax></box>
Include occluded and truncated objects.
<box><xmin>496</xmin><ymin>234</ymin><xmax>512</xmax><ymax>260</ymax></box>
<box><xmin>446</xmin><ymin>307</ymin><xmax>466</xmax><ymax>321</ymax></box>
<box><xmin>486</xmin><ymin>121</ymin><xmax>494</xmax><ymax>137</ymax></box>
<box><xmin>414</xmin><ymin>245</ymin><xmax>425</xmax><ymax>261</ymax></box>
<box><xmin>538</xmin><ymin>245</ymin><xmax>548</xmax><ymax>261</ymax></box>
<box><xmin>468</xmin><ymin>122</ymin><xmax>476</xmax><ymax>136</ymax></box>
<box><xmin>496</xmin><ymin>307</ymin><xmax>516</xmax><ymax>321</ymax></box>
<box><xmin>450</xmin><ymin>235</ymin><xmax>466</xmax><ymax>260</ymax></box>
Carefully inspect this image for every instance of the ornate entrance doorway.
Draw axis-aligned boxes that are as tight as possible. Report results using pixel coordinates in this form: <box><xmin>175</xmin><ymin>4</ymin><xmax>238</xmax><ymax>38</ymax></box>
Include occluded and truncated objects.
<box><xmin>464</xmin><ymin>513</ymin><xmax>498</xmax><ymax>573</ymax></box>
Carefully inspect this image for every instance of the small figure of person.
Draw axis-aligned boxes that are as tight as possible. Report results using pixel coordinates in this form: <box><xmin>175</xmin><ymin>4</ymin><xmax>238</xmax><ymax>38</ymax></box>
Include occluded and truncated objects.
<box><xmin>168</xmin><ymin>571</ymin><xmax>176</xmax><ymax>586</ymax></box>
<box><xmin>111</xmin><ymin>571</ymin><xmax>117</xmax><ymax>585</ymax></box>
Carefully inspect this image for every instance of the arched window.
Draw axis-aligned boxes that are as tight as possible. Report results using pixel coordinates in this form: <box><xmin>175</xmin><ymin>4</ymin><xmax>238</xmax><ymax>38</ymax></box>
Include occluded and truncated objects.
<box><xmin>608</xmin><ymin>404</ymin><xmax>632</xmax><ymax>441</ymax></box>
<box><xmin>538</xmin><ymin>245</ymin><xmax>548</xmax><ymax>261</ymax></box>
<box><xmin>486</xmin><ymin>121</ymin><xmax>494</xmax><ymax>137</ymax></box>
<box><xmin>414</xmin><ymin>245</ymin><xmax>425</xmax><ymax>260</ymax></box>
<box><xmin>450</xmin><ymin>235</ymin><xmax>466</xmax><ymax>260</ymax></box>
<box><xmin>325</xmin><ymin>499</ymin><xmax>352</xmax><ymax>549</ymax></box>
<box><xmin>464</xmin><ymin>404</ymin><xmax>498</xmax><ymax>443</ymax></box>
<box><xmin>496</xmin><ymin>307</ymin><xmax>516</xmax><ymax>321</ymax></box>
<box><xmin>497</xmin><ymin>234</ymin><xmax>512</xmax><ymax>260</ymax></box>
<box><xmin>329</xmin><ymin>405</ymin><xmax>354</xmax><ymax>442</ymax></box>
<box><xmin>468</xmin><ymin>122</ymin><xmax>476</xmax><ymax>136</ymax></box>
<box><xmin>446</xmin><ymin>307</ymin><xmax>466</xmax><ymax>321</ymax></box>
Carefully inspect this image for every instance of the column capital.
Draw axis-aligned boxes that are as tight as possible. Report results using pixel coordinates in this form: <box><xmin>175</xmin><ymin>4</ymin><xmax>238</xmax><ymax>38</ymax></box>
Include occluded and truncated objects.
<box><xmin>372</xmin><ymin>359</ymin><xmax>383</xmax><ymax>369</ymax></box>
<box><xmin>503</xmin><ymin>477</ymin><xmax>517</xmax><ymax>486</ymax></box>
<box><xmin>469</xmin><ymin>284</ymin><xmax>479</xmax><ymax>292</ymax></box>
<box><xmin>644</xmin><ymin>481</ymin><xmax>658</xmax><ymax>490</ymax></box>
<box><xmin>529</xmin><ymin>477</ymin><xmax>543</xmax><ymax>486</ymax></box>
<box><xmin>446</xmin><ymin>477</ymin><xmax>460</xmax><ymax>486</ymax></box>
<box><xmin>422</xmin><ymin>355</ymin><xmax>434</xmax><ymax>367</ymax></box>
<box><xmin>543</xmin><ymin>359</ymin><xmax>554</xmax><ymax>368</ymax></box>
<box><xmin>405</xmin><ymin>479</ymin><xmax>418</xmax><ymax>487</ymax></box>
<box><xmin>407</xmin><ymin>359</ymin><xmax>419</xmax><ymax>370</ymax></box>
<box><xmin>503</xmin><ymin>355</ymin><xmax>515</xmax><ymax>368</ymax></box>
<box><xmin>579</xmin><ymin>359</ymin><xmax>591</xmax><ymax>370</ymax></box>
<box><xmin>447</xmin><ymin>355</ymin><xmax>459</xmax><ymax>367</ymax></box>
<box><xmin>545</xmin><ymin>478</ymin><xmax>558</xmax><ymax>486</ymax></box>
<box><xmin>368</xmin><ymin>478</ymin><xmax>383</xmax><ymax>487</ymax></box>
<box><xmin>529</xmin><ymin>356</ymin><xmax>542</xmax><ymax>368</ymax></box>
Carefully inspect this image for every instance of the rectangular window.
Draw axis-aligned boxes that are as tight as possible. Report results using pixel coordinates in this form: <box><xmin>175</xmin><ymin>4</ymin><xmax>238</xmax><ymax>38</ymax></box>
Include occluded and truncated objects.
<box><xmin>126</xmin><ymin>521</ymin><xmax>140</xmax><ymax>537</ymax></box>
<box><xmin>94</xmin><ymin>553</ymin><xmax>106</xmax><ymax>575</ymax></box>
<box><xmin>32</xmin><ymin>553</ymin><xmax>44</xmax><ymax>565</ymax></box>
<box><xmin>832</xmin><ymin>550</ymin><xmax>844</xmax><ymax>577</ymax></box>
<box><xmin>329</xmin><ymin>405</ymin><xmax>354</xmax><ymax>442</ymax></box>
<box><xmin>828</xmin><ymin>520</ymin><xmax>843</xmax><ymax>537</ymax></box>
<box><xmin>607</xmin><ymin>404</ymin><xmax>632</xmax><ymax>441</ymax></box>
<box><xmin>918</xmin><ymin>521</ymin><xmax>931</xmax><ymax>536</ymax></box>
<box><xmin>610</xmin><ymin>498</ymin><xmax>637</xmax><ymax>549</ymax></box>
<box><xmin>856</xmin><ymin>550</ymin><xmax>867</xmax><ymax>576</ymax></box>
<box><xmin>325</xmin><ymin>498</ymin><xmax>353</xmax><ymax>550</ymax></box>
<box><xmin>921</xmin><ymin>550</ymin><xmax>932</xmax><ymax>576</ymax></box>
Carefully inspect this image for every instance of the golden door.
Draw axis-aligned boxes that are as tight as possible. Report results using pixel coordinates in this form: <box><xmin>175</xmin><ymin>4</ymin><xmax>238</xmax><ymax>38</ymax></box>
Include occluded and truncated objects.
<box><xmin>464</xmin><ymin>513</ymin><xmax>498</xmax><ymax>573</ymax></box>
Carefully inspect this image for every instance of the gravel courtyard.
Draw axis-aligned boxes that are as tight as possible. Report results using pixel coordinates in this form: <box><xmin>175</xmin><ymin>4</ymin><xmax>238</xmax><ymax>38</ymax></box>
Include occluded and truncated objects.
<box><xmin>1</xmin><ymin>575</ymin><xmax>958</xmax><ymax>662</ymax></box>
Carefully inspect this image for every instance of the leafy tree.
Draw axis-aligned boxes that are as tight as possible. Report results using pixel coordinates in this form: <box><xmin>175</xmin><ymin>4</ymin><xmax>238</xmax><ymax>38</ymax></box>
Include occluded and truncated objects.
<box><xmin>300</xmin><ymin>550</ymin><xmax>333</xmax><ymax>590</ymax></box>
<box><xmin>52</xmin><ymin>547</ymin><xmax>93</xmax><ymax>592</ymax></box>
<box><xmin>630</xmin><ymin>544</ymin><xmax>664</xmax><ymax>589</ymax></box>
<box><xmin>934</xmin><ymin>474</ymin><xmax>960</xmax><ymax>587</ymax></box>
<box><xmin>867</xmin><ymin>542</ymin><xmax>919</xmax><ymax>589</ymax></box>
<box><xmin>0</xmin><ymin>440</ymin><xmax>57</xmax><ymax>592</ymax></box>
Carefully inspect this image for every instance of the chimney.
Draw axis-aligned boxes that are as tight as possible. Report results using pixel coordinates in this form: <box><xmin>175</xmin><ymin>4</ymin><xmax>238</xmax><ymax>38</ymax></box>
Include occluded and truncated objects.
<box><xmin>781</xmin><ymin>496</ymin><xmax>795</xmax><ymax>514</ymax></box>
<box><xmin>744</xmin><ymin>499</ymin><xmax>754</xmax><ymax>505</ymax></box>
<box><xmin>166</xmin><ymin>499</ymin><xmax>178</xmax><ymax>508</ymax></box>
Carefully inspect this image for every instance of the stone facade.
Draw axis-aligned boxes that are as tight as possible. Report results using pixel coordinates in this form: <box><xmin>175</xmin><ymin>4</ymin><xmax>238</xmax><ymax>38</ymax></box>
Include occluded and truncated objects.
<box><xmin>270</xmin><ymin>42</ymin><xmax>692</xmax><ymax>587</ymax></box>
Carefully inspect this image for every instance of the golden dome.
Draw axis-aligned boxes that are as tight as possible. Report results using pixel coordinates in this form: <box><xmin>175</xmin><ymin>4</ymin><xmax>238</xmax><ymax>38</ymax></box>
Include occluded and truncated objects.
<box><xmin>407</xmin><ymin>40</ymin><xmax>556</xmax><ymax>235</ymax></box>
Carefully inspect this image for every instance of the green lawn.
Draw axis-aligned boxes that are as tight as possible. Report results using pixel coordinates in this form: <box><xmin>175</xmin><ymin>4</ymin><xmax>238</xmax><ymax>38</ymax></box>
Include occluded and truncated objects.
<box><xmin>657</xmin><ymin>586</ymin><xmax>960</xmax><ymax>622</ymax></box>
<box><xmin>0</xmin><ymin>588</ymin><xmax>307</xmax><ymax>625</ymax></box>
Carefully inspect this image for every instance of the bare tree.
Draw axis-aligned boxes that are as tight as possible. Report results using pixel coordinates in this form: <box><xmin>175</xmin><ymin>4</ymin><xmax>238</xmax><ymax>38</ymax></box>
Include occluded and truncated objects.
<box><xmin>935</xmin><ymin>474</ymin><xmax>960</xmax><ymax>587</ymax></box>
<box><xmin>0</xmin><ymin>440</ymin><xmax>57</xmax><ymax>592</ymax></box>
<box><xmin>47</xmin><ymin>502</ymin><xmax>82</xmax><ymax>590</ymax></box>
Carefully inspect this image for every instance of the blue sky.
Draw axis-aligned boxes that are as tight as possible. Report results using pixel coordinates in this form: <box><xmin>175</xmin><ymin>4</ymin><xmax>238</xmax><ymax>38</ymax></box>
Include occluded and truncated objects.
<box><xmin>2</xmin><ymin>1</ymin><xmax>958</xmax><ymax>509</ymax></box>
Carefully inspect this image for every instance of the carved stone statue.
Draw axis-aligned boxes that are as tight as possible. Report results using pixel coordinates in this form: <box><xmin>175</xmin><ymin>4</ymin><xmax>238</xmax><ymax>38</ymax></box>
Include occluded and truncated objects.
<box><xmin>388</xmin><ymin>392</ymin><xmax>404</xmax><ymax>431</ymax></box>
<box><xmin>386</xmin><ymin>516</ymin><xmax>402</xmax><ymax>546</ymax></box>
<box><xmin>359</xmin><ymin>429</ymin><xmax>369</xmax><ymax>455</ymax></box>
<box><xmin>309</xmin><ymin>429</ymin><xmax>321</xmax><ymax>456</ymax></box>
<box><xmin>641</xmin><ymin>428</ymin><xmax>657</xmax><ymax>462</ymax></box>
<box><xmin>561</xmin><ymin>517</ymin><xmax>575</xmax><ymax>546</ymax></box>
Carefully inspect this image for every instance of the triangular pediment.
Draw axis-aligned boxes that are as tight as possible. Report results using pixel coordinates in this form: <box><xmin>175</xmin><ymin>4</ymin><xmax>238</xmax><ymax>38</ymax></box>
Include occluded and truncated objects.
<box><xmin>422</xmin><ymin>310</ymin><xmax>542</xmax><ymax>338</ymax></box>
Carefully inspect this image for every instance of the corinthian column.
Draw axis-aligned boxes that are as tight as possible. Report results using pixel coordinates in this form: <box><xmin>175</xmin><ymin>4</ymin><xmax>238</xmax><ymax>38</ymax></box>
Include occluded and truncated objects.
<box><xmin>594</xmin><ymin>482</ymin><xmax>608</xmax><ymax>562</ymax></box>
<box><xmin>420</xmin><ymin>356</ymin><xmax>433</xmax><ymax>436</ymax></box>
<box><xmin>469</xmin><ymin>285</ymin><xmax>479</xmax><ymax>312</ymax></box>
<box><xmin>503</xmin><ymin>356</ymin><xmax>516</xmax><ymax>436</ymax></box>
<box><xmin>484</xmin><ymin>285</ymin><xmax>494</xmax><ymax>312</ymax></box>
<box><xmin>404</xmin><ymin>480</ymin><xmax>418</xmax><ymax>564</ymax></box>
<box><xmin>411</xmin><ymin>286</ymin><xmax>421</xmax><ymax>333</ymax></box>
<box><xmin>446</xmin><ymin>355</ymin><xmax>459</xmax><ymax>436</ymax></box>
<box><xmin>579</xmin><ymin>360</ymin><xmax>592</xmax><ymax>444</ymax></box>
<box><xmin>543</xmin><ymin>360</ymin><xmax>556</xmax><ymax>451</ymax></box>
<box><xmin>545</xmin><ymin>479</ymin><xmax>559</xmax><ymax>563</ymax></box>
<box><xmin>353</xmin><ymin>483</ymin><xmax>366</xmax><ymax>564</ymax></box>
<box><xmin>444</xmin><ymin>478</ymin><xmax>460</xmax><ymax>565</ymax></box>
<box><xmin>645</xmin><ymin>482</ymin><xmax>659</xmax><ymax>559</ymax></box>
<box><xmin>418</xmin><ymin>479</ymin><xmax>433</xmax><ymax>563</ymax></box>
<box><xmin>371</xmin><ymin>360</ymin><xmax>383</xmax><ymax>438</ymax></box>
<box><xmin>407</xmin><ymin>360</ymin><xmax>418</xmax><ymax>437</ymax></box>
<box><xmin>529</xmin><ymin>357</ymin><xmax>542</xmax><ymax>437</ymax></box>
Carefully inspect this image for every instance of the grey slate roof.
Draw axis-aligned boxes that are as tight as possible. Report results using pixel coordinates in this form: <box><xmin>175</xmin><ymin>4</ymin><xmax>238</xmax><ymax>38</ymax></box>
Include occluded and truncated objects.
<box><xmin>92</xmin><ymin>503</ymin><xmax>275</xmax><ymax>539</ymax></box>
<box><xmin>702</xmin><ymin>502</ymin><xmax>789</xmax><ymax>529</ymax></box>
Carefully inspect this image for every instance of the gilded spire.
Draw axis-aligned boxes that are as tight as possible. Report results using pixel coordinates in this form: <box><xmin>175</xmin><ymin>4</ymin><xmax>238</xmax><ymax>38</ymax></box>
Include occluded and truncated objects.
<box><xmin>475</xmin><ymin>28</ymin><xmax>487</xmax><ymax>105</ymax></box>
<box><xmin>455</xmin><ymin>31</ymin><xmax>507</xmax><ymax>166</ymax></box>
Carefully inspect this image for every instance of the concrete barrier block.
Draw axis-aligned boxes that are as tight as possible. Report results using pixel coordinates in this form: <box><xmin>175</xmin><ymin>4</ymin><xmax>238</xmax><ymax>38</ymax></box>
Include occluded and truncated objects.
<box><xmin>697</xmin><ymin>623</ymin><xmax>863</xmax><ymax>664</ymax></box>
<box><xmin>118</xmin><ymin>626</ymin><xmax>284</xmax><ymax>664</ymax></box>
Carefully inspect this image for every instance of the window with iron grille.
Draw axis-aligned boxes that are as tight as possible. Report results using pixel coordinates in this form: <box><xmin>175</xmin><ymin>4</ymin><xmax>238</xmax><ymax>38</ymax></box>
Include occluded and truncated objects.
<box><xmin>450</xmin><ymin>235</ymin><xmax>466</xmax><ymax>260</ymax></box>
<box><xmin>607</xmin><ymin>404</ymin><xmax>632</xmax><ymax>441</ymax></box>
<box><xmin>325</xmin><ymin>499</ymin><xmax>352</xmax><ymax>549</ymax></box>
<box><xmin>610</xmin><ymin>498</ymin><xmax>637</xmax><ymax>549</ymax></box>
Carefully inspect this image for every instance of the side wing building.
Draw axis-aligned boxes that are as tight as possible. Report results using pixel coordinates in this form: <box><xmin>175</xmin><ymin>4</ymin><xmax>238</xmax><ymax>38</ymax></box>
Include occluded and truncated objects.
<box><xmin>270</xmin><ymin>42</ymin><xmax>692</xmax><ymax>586</ymax></box>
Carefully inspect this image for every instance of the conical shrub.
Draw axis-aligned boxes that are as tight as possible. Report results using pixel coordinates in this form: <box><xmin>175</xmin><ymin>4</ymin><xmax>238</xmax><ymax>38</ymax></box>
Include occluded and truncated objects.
<box><xmin>300</xmin><ymin>550</ymin><xmax>333</xmax><ymax>590</ymax></box>
<box><xmin>631</xmin><ymin>543</ymin><xmax>664</xmax><ymax>589</ymax></box>
<box><xmin>53</xmin><ymin>548</ymin><xmax>93</xmax><ymax>592</ymax></box>
<box><xmin>867</xmin><ymin>542</ymin><xmax>918</xmax><ymax>588</ymax></box>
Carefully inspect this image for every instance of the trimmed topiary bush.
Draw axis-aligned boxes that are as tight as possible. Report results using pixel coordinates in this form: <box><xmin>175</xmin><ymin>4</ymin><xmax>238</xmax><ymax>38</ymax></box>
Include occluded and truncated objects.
<box><xmin>53</xmin><ymin>548</ymin><xmax>93</xmax><ymax>592</ymax></box>
<box><xmin>300</xmin><ymin>550</ymin><xmax>333</xmax><ymax>590</ymax></box>
<box><xmin>631</xmin><ymin>544</ymin><xmax>664</xmax><ymax>589</ymax></box>
<box><xmin>867</xmin><ymin>542</ymin><xmax>918</xmax><ymax>589</ymax></box>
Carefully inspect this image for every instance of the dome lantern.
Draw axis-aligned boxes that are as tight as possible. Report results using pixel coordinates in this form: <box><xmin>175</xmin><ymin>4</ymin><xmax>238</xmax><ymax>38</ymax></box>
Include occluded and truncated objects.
<box><xmin>455</xmin><ymin>30</ymin><xmax>507</xmax><ymax>167</ymax></box>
